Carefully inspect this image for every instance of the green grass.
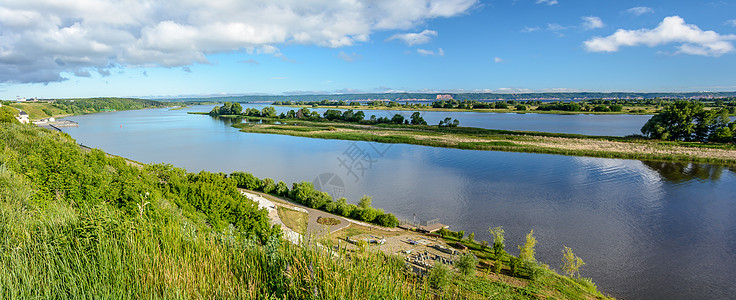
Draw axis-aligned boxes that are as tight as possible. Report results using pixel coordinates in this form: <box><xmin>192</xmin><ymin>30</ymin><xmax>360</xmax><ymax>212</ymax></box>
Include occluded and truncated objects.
<box><xmin>224</xmin><ymin>116</ymin><xmax>736</xmax><ymax>166</ymax></box>
<box><xmin>9</xmin><ymin>102</ymin><xmax>68</xmax><ymax>119</ymax></box>
<box><xmin>277</xmin><ymin>206</ymin><xmax>308</xmax><ymax>234</ymax></box>
<box><xmin>0</xmin><ymin>122</ymin><xmax>614</xmax><ymax>299</ymax></box>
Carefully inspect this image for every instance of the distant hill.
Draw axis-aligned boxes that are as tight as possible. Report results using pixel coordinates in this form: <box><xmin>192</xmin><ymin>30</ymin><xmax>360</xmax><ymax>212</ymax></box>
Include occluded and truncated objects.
<box><xmin>153</xmin><ymin>91</ymin><xmax>736</xmax><ymax>103</ymax></box>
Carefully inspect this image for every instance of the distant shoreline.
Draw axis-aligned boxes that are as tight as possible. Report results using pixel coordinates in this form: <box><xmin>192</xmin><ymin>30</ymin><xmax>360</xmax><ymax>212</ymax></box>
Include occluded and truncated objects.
<box><xmin>191</xmin><ymin>112</ymin><xmax>736</xmax><ymax>166</ymax></box>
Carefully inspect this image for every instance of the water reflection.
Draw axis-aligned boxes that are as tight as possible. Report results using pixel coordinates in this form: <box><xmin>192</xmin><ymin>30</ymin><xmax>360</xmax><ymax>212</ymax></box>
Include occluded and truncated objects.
<box><xmin>642</xmin><ymin>161</ymin><xmax>727</xmax><ymax>183</ymax></box>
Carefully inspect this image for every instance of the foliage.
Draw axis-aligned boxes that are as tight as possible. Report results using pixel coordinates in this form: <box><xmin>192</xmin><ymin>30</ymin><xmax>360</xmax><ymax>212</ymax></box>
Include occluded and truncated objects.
<box><xmin>455</xmin><ymin>253</ymin><xmax>478</xmax><ymax>277</ymax></box>
<box><xmin>261</xmin><ymin>178</ymin><xmax>276</xmax><ymax>194</ymax></box>
<box><xmin>467</xmin><ymin>232</ymin><xmax>475</xmax><ymax>243</ymax></box>
<box><xmin>561</xmin><ymin>246</ymin><xmax>586</xmax><ymax>278</ymax></box>
<box><xmin>427</xmin><ymin>262</ymin><xmax>452</xmax><ymax>290</ymax></box>
<box><xmin>52</xmin><ymin>97</ymin><xmax>168</xmax><ymax>115</ymax></box>
<box><xmin>489</xmin><ymin>226</ymin><xmax>506</xmax><ymax>258</ymax></box>
<box><xmin>641</xmin><ymin>100</ymin><xmax>735</xmax><ymax>143</ymax></box>
<box><xmin>209</xmin><ymin>102</ymin><xmax>243</xmax><ymax>116</ymax></box>
<box><xmin>536</xmin><ymin>102</ymin><xmax>582</xmax><ymax>112</ymax></box>
<box><xmin>230</xmin><ymin>171</ymin><xmax>263</xmax><ymax>190</ymax></box>
<box><xmin>438</xmin><ymin>117</ymin><xmax>460</xmax><ymax>127</ymax></box>
<box><xmin>518</xmin><ymin>229</ymin><xmax>537</xmax><ymax>262</ymax></box>
<box><xmin>0</xmin><ymin>106</ymin><xmax>20</xmax><ymax>124</ymax></box>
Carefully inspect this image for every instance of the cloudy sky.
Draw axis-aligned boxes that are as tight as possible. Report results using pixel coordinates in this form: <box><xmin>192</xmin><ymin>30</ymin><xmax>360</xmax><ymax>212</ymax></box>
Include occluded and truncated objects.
<box><xmin>1</xmin><ymin>0</ymin><xmax>736</xmax><ymax>98</ymax></box>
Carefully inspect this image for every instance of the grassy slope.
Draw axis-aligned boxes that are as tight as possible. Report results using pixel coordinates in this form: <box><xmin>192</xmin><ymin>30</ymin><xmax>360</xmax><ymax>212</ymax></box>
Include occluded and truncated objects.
<box><xmin>227</xmin><ymin>116</ymin><xmax>736</xmax><ymax>166</ymax></box>
<box><xmin>8</xmin><ymin>102</ymin><xmax>68</xmax><ymax>119</ymax></box>
<box><xmin>0</xmin><ymin>122</ymin><xmax>612</xmax><ymax>299</ymax></box>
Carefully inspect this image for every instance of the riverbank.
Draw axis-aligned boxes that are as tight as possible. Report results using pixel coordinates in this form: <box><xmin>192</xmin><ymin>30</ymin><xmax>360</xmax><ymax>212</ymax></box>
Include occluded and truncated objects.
<box><xmin>272</xmin><ymin>104</ymin><xmax>662</xmax><ymax>115</ymax></box>
<box><xmin>1</xmin><ymin>121</ymin><xmax>613</xmax><ymax>299</ymax></box>
<box><xmin>220</xmin><ymin>115</ymin><xmax>736</xmax><ymax>166</ymax></box>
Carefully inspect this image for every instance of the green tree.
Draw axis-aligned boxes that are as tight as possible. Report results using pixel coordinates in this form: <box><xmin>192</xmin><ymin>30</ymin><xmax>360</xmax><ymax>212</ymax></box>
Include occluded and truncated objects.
<box><xmin>489</xmin><ymin>226</ymin><xmax>506</xmax><ymax>258</ymax></box>
<box><xmin>561</xmin><ymin>246</ymin><xmax>585</xmax><ymax>278</ymax></box>
<box><xmin>410</xmin><ymin>112</ymin><xmax>427</xmax><ymax>125</ymax></box>
<box><xmin>261</xmin><ymin>178</ymin><xmax>276</xmax><ymax>194</ymax></box>
<box><xmin>275</xmin><ymin>181</ymin><xmax>289</xmax><ymax>196</ymax></box>
<box><xmin>455</xmin><ymin>253</ymin><xmax>477</xmax><ymax>277</ymax></box>
<box><xmin>260</xmin><ymin>106</ymin><xmax>276</xmax><ymax>117</ymax></box>
<box><xmin>467</xmin><ymin>232</ymin><xmax>474</xmax><ymax>243</ymax></box>
<box><xmin>518</xmin><ymin>229</ymin><xmax>537</xmax><ymax>262</ymax></box>
<box><xmin>640</xmin><ymin>100</ymin><xmax>721</xmax><ymax>142</ymax></box>
<box><xmin>358</xmin><ymin>195</ymin><xmax>372</xmax><ymax>209</ymax></box>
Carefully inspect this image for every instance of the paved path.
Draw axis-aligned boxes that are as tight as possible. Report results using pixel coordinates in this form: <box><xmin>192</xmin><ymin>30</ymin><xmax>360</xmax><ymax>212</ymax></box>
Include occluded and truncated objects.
<box><xmin>240</xmin><ymin>190</ymin><xmax>352</xmax><ymax>239</ymax></box>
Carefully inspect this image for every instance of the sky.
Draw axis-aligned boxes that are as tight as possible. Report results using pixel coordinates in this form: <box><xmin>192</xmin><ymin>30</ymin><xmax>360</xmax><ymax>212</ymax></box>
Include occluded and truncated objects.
<box><xmin>1</xmin><ymin>0</ymin><xmax>736</xmax><ymax>99</ymax></box>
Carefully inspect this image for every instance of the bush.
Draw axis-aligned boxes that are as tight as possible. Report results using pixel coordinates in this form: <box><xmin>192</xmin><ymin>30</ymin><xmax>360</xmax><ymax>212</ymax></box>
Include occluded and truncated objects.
<box><xmin>230</xmin><ymin>171</ymin><xmax>262</xmax><ymax>190</ymax></box>
<box><xmin>455</xmin><ymin>253</ymin><xmax>477</xmax><ymax>277</ymax></box>
<box><xmin>427</xmin><ymin>262</ymin><xmax>452</xmax><ymax>290</ymax></box>
<box><xmin>374</xmin><ymin>213</ymin><xmax>399</xmax><ymax>228</ymax></box>
<box><xmin>275</xmin><ymin>181</ymin><xmax>289</xmax><ymax>196</ymax></box>
<box><xmin>262</xmin><ymin>178</ymin><xmax>276</xmax><ymax>194</ymax></box>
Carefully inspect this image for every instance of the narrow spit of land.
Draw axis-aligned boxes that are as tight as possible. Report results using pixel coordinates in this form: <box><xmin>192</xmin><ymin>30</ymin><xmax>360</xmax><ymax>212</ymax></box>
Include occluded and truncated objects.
<box><xmin>214</xmin><ymin>115</ymin><xmax>736</xmax><ymax>166</ymax></box>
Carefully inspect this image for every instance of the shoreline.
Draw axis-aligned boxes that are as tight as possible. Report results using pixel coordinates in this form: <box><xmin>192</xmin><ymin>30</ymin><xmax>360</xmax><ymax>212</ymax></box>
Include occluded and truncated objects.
<box><xmin>213</xmin><ymin>114</ymin><xmax>736</xmax><ymax>166</ymax></box>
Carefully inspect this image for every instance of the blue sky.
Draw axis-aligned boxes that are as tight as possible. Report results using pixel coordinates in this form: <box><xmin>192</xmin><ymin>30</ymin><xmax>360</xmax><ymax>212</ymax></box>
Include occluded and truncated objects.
<box><xmin>1</xmin><ymin>0</ymin><xmax>735</xmax><ymax>99</ymax></box>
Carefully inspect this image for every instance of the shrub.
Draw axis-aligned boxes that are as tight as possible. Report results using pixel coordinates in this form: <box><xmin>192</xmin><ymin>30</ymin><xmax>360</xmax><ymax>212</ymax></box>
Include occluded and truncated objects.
<box><xmin>374</xmin><ymin>213</ymin><xmax>399</xmax><ymax>228</ymax></box>
<box><xmin>262</xmin><ymin>178</ymin><xmax>276</xmax><ymax>194</ymax></box>
<box><xmin>275</xmin><ymin>181</ymin><xmax>289</xmax><ymax>196</ymax></box>
<box><xmin>455</xmin><ymin>253</ymin><xmax>477</xmax><ymax>277</ymax></box>
<box><xmin>427</xmin><ymin>262</ymin><xmax>452</xmax><ymax>290</ymax></box>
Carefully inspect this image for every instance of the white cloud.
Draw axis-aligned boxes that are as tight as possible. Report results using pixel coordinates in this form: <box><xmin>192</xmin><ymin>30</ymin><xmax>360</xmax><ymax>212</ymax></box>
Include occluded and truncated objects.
<box><xmin>583</xmin><ymin>16</ymin><xmax>736</xmax><ymax>57</ymax></box>
<box><xmin>0</xmin><ymin>0</ymin><xmax>477</xmax><ymax>83</ymax></box>
<box><xmin>626</xmin><ymin>6</ymin><xmax>654</xmax><ymax>16</ymax></box>
<box><xmin>337</xmin><ymin>51</ymin><xmax>363</xmax><ymax>62</ymax></box>
<box><xmin>547</xmin><ymin>23</ymin><xmax>568</xmax><ymax>31</ymax></box>
<box><xmin>417</xmin><ymin>48</ymin><xmax>445</xmax><ymax>56</ymax></box>
<box><xmin>521</xmin><ymin>26</ymin><xmax>540</xmax><ymax>33</ymax></box>
<box><xmin>536</xmin><ymin>0</ymin><xmax>558</xmax><ymax>5</ymax></box>
<box><xmin>387</xmin><ymin>29</ymin><xmax>438</xmax><ymax>46</ymax></box>
<box><xmin>582</xmin><ymin>16</ymin><xmax>604</xmax><ymax>30</ymax></box>
<box><xmin>494</xmin><ymin>57</ymin><xmax>503</xmax><ymax>63</ymax></box>
<box><xmin>726</xmin><ymin>20</ymin><xmax>736</xmax><ymax>27</ymax></box>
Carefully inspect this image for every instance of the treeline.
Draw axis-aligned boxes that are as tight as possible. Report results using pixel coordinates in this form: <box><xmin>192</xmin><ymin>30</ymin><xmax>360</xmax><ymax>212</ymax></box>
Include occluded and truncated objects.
<box><xmin>51</xmin><ymin>97</ymin><xmax>168</xmax><ymax>114</ymax></box>
<box><xmin>163</xmin><ymin>91</ymin><xmax>736</xmax><ymax>103</ymax></box>
<box><xmin>641</xmin><ymin>100</ymin><xmax>736</xmax><ymax>143</ymax></box>
<box><xmin>228</xmin><ymin>171</ymin><xmax>399</xmax><ymax>228</ymax></box>
<box><xmin>274</xmin><ymin>97</ymin><xmax>736</xmax><ymax>114</ymax></box>
<box><xmin>210</xmin><ymin>103</ymin><xmax>457</xmax><ymax>127</ymax></box>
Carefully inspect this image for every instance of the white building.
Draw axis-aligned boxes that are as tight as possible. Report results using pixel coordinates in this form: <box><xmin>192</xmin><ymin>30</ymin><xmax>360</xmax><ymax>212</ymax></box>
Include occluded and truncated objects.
<box><xmin>16</xmin><ymin>111</ymin><xmax>30</xmax><ymax>124</ymax></box>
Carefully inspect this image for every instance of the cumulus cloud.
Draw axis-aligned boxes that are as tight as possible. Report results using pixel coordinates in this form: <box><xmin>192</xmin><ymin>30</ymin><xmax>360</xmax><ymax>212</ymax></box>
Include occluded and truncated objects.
<box><xmin>417</xmin><ymin>48</ymin><xmax>445</xmax><ymax>56</ymax></box>
<box><xmin>387</xmin><ymin>29</ymin><xmax>438</xmax><ymax>46</ymax></box>
<box><xmin>494</xmin><ymin>57</ymin><xmax>503</xmax><ymax>63</ymax></box>
<box><xmin>536</xmin><ymin>0</ymin><xmax>558</xmax><ymax>6</ymax></box>
<box><xmin>626</xmin><ymin>6</ymin><xmax>654</xmax><ymax>16</ymax></box>
<box><xmin>583</xmin><ymin>16</ymin><xmax>736</xmax><ymax>56</ymax></box>
<box><xmin>0</xmin><ymin>0</ymin><xmax>477</xmax><ymax>83</ymax></box>
<box><xmin>582</xmin><ymin>16</ymin><xmax>604</xmax><ymax>30</ymax></box>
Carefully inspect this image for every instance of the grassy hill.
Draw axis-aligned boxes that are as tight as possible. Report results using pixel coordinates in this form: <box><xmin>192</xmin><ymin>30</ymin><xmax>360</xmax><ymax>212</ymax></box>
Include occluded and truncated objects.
<box><xmin>0</xmin><ymin>121</ymin><xmax>612</xmax><ymax>299</ymax></box>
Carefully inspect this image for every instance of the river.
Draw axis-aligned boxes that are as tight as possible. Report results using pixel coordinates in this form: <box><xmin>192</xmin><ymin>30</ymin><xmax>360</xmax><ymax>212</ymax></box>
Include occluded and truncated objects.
<box><xmin>61</xmin><ymin>106</ymin><xmax>736</xmax><ymax>300</ymax></box>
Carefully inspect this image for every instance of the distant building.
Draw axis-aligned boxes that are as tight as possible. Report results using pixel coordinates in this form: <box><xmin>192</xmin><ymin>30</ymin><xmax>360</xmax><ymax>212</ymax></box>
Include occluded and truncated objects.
<box><xmin>436</xmin><ymin>94</ymin><xmax>453</xmax><ymax>100</ymax></box>
<box><xmin>16</xmin><ymin>111</ymin><xmax>30</xmax><ymax>124</ymax></box>
<box><xmin>16</xmin><ymin>97</ymin><xmax>26</xmax><ymax>102</ymax></box>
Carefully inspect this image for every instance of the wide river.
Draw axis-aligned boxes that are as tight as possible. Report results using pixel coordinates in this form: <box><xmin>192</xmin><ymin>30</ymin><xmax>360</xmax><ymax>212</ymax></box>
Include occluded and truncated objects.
<box><xmin>62</xmin><ymin>105</ymin><xmax>736</xmax><ymax>300</ymax></box>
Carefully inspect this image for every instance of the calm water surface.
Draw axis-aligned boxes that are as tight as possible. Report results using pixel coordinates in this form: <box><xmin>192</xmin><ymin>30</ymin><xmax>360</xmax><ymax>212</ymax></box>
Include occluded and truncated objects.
<box><xmin>62</xmin><ymin>106</ymin><xmax>736</xmax><ymax>300</ymax></box>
